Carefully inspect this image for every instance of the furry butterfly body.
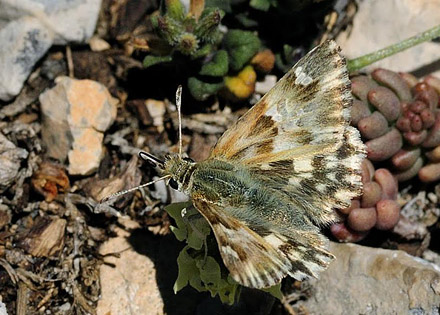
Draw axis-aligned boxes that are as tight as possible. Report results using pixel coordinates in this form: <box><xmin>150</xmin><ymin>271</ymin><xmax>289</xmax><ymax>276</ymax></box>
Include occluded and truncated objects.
<box><xmin>145</xmin><ymin>40</ymin><xmax>365</xmax><ymax>289</ymax></box>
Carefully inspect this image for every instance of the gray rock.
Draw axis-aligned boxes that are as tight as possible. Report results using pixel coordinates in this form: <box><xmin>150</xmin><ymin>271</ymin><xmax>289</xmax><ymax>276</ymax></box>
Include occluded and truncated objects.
<box><xmin>0</xmin><ymin>0</ymin><xmax>101</xmax><ymax>44</ymax></box>
<box><xmin>0</xmin><ymin>300</ymin><xmax>7</xmax><ymax>315</ymax></box>
<box><xmin>295</xmin><ymin>242</ymin><xmax>440</xmax><ymax>314</ymax></box>
<box><xmin>0</xmin><ymin>132</ymin><xmax>29</xmax><ymax>193</ymax></box>
<box><xmin>0</xmin><ymin>16</ymin><xmax>52</xmax><ymax>101</ymax></box>
<box><xmin>337</xmin><ymin>0</ymin><xmax>440</xmax><ymax>74</ymax></box>
<box><xmin>0</xmin><ymin>0</ymin><xmax>102</xmax><ymax>101</ymax></box>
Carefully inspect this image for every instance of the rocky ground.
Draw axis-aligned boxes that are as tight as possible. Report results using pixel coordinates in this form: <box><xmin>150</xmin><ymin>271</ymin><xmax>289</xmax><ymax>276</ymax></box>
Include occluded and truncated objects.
<box><xmin>1</xmin><ymin>0</ymin><xmax>440</xmax><ymax>314</ymax></box>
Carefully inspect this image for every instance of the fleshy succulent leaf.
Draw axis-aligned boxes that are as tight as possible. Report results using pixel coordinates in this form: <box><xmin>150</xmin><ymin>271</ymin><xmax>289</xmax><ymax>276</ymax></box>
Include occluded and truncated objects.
<box><xmin>187</xmin><ymin>76</ymin><xmax>224</xmax><ymax>101</ymax></box>
<box><xmin>249</xmin><ymin>0</ymin><xmax>271</xmax><ymax>11</ymax></box>
<box><xmin>143</xmin><ymin>55</ymin><xmax>173</xmax><ymax>68</ymax></box>
<box><xmin>199</xmin><ymin>50</ymin><xmax>229</xmax><ymax>76</ymax></box>
<box><xmin>165</xmin><ymin>0</ymin><xmax>185</xmax><ymax>21</ymax></box>
<box><xmin>224</xmin><ymin>30</ymin><xmax>261</xmax><ymax>71</ymax></box>
<box><xmin>194</xmin><ymin>8</ymin><xmax>224</xmax><ymax>43</ymax></box>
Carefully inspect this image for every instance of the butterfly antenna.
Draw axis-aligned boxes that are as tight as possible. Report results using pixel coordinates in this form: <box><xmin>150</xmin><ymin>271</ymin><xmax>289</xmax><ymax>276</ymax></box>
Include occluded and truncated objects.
<box><xmin>176</xmin><ymin>85</ymin><xmax>183</xmax><ymax>158</ymax></box>
<box><xmin>99</xmin><ymin>175</ymin><xmax>171</xmax><ymax>204</ymax></box>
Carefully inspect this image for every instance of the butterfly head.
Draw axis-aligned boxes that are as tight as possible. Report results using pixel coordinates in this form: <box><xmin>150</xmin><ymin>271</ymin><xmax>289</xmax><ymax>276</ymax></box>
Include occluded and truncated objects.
<box><xmin>138</xmin><ymin>151</ymin><xmax>195</xmax><ymax>192</ymax></box>
<box><xmin>162</xmin><ymin>154</ymin><xmax>196</xmax><ymax>192</ymax></box>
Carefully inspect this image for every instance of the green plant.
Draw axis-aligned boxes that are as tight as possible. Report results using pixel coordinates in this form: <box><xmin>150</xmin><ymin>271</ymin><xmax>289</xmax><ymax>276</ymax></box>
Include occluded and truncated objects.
<box><xmin>165</xmin><ymin>202</ymin><xmax>282</xmax><ymax>304</ymax></box>
<box><xmin>143</xmin><ymin>0</ymin><xmax>266</xmax><ymax>101</ymax></box>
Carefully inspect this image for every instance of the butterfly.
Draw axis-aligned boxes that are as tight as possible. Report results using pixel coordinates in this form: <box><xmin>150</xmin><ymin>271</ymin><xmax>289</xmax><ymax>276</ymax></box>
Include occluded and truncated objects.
<box><xmin>109</xmin><ymin>40</ymin><xmax>366</xmax><ymax>289</ymax></box>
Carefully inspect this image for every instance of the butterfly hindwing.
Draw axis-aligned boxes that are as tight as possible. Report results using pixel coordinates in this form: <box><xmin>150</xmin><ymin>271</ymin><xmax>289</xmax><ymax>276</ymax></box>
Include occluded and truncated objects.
<box><xmin>193</xmin><ymin>199</ymin><xmax>334</xmax><ymax>289</ymax></box>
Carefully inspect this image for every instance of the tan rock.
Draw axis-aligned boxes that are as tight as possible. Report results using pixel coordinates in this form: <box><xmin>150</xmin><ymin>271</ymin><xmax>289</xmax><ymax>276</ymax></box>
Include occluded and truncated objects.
<box><xmin>40</xmin><ymin>76</ymin><xmax>118</xmax><ymax>175</ymax></box>
<box><xmin>68</xmin><ymin>128</ymin><xmax>104</xmax><ymax>175</ymax></box>
<box><xmin>145</xmin><ymin>99</ymin><xmax>166</xmax><ymax>133</ymax></box>
<box><xmin>97</xmin><ymin>218</ymin><xmax>164</xmax><ymax>315</ymax></box>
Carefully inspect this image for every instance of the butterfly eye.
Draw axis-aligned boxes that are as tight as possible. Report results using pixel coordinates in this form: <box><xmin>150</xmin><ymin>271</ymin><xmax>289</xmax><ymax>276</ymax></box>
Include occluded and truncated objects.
<box><xmin>169</xmin><ymin>178</ymin><xmax>179</xmax><ymax>190</ymax></box>
<box><xmin>183</xmin><ymin>157</ymin><xmax>194</xmax><ymax>163</ymax></box>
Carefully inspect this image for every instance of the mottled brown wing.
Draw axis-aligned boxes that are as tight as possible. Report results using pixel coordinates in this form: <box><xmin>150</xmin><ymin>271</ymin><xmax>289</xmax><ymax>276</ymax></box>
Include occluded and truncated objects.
<box><xmin>209</xmin><ymin>40</ymin><xmax>365</xmax><ymax>223</ymax></box>
<box><xmin>192</xmin><ymin>199</ymin><xmax>334</xmax><ymax>289</ymax></box>
<box><xmin>210</xmin><ymin>40</ymin><xmax>354</xmax><ymax>165</ymax></box>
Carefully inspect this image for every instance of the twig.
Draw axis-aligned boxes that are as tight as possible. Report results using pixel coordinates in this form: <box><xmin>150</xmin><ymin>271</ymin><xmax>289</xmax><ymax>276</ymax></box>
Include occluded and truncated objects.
<box><xmin>0</xmin><ymin>258</ymin><xmax>19</xmax><ymax>284</ymax></box>
<box><xmin>348</xmin><ymin>24</ymin><xmax>440</xmax><ymax>72</ymax></box>
<box><xmin>66</xmin><ymin>45</ymin><xmax>74</xmax><ymax>78</ymax></box>
<box><xmin>16</xmin><ymin>282</ymin><xmax>29</xmax><ymax>315</ymax></box>
<box><xmin>281</xmin><ymin>295</ymin><xmax>298</xmax><ymax>315</ymax></box>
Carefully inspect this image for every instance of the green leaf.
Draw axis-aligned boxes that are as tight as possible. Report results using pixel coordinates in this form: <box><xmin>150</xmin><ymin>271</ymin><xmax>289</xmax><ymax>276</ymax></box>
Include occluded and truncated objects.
<box><xmin>187</xmin><ymin>76</ymin><xmax>224</xmax><ymax>101</ymax></box>
<box><xmin>165</xmin><ymin>202</ymin><xmax>192</xmax><ymax>241</ymax></box>
<box><xmin>165</xmin><ymin>0</ymin><xmax>185</xmax><ymax>21</ymax></box>
<box><xmin>165</xmin><ymin>202</ymin><xmax>211</xmax><ymax>250</ymax></box>
<box><xmin>165</xmin><ymin>202</ymin><xmax>240</xmax><ymax>304</ymax></box>
<box><xmin>192</xmin><ymin>44</ymin><xmax>214</xmax><ymax>59</ymax></box>
<box><xmin>218</xmin><ymin>276</ymin><xmax>240</xmax><ymax>305</ymax></box>
<box><xmin>275</xmin><ymin>44</ymin><xmax>295</xmax><ymax>72</ymax></box>
<box><xmin>194</xmin><ymin>8</ymin><xmax>224</xmax><ymax>43</ymax></box>
<box><xmin>155</xmin><ymin>15</ymin><xmax>185</xmax><ymax>44</ymax></box>
<box><xmin>174</xmin><ymin>246</ymin><xmax>203</xmax><ymax>293</ymax></box>
<box><xmin>199</xmin><ymin>50</ymin><xmax>229</xmax><ymax>76</ymax></box>
<box><xmin>223</xmin><ymin>29</ymin><xmax>261</xmax><ymax>71</ymax></box>
<box><xmin>262</xmin><ymin>283</ymin><xmax>283</xmax><ymax>300</ymax></box>
<box><xmin>143</xmin><ymin>55</ymin><xmax>173</xmax><ymax>68</ymax></box>
<box><xmin>250</xmin><ymin>0</ymin><xmax>271</xmax><ymax>11</ymax></box>
<box><xmin>186</xmin><ymin>211</ymin><xmax>211</xmax><ymax>250</ymax></box>
<box><xmin>198</xmin><ymin>256</ymin><xmax>222</xmax><ymax>286</ymax></box>
<box><xmin>197</xmin><ymin>257</ymin><xmax>239</xmax><ymax>304</ymax></box>
<box><xmin>283</xmin><ymin>44</ymin><xmax>294</xmax><ymax>59</ymax></box>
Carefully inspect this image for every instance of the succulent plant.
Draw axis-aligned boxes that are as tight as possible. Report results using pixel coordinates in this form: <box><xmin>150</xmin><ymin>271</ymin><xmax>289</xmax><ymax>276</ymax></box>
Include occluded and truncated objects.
<box><xmin>350</xmin><ymin>69</ymin><xmax>440</xmax><ymax>183</ymax></box>
<box><xmin>150</xmin><ymin>0</ymin><xmax>224</xmax><ymax>56</ymax></box>
<box><xmin>142</xmin><ymin>0</ymin><xmax>274</xmax><ymax>101</ymax></box>
<box><xmin>332</xmin><ymin>69</ymin><xmax>440</xmax><ymax>242</ymax></box>
<box><xmin>331</xmin><ymin>160</ymin><xmax>400</xmax><ymax>242</ymax></box>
